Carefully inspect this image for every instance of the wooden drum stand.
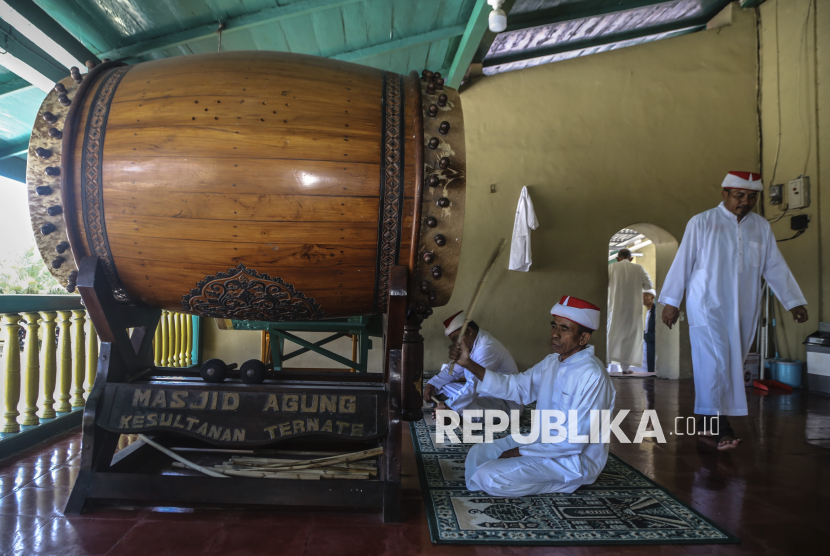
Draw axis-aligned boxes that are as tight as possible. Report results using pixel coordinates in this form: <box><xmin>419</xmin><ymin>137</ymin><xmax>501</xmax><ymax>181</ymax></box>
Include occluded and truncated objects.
<box><xmin>65</xmin><ymin>257</ymin><xmax>423</xmax><ymax>522</ymax></box>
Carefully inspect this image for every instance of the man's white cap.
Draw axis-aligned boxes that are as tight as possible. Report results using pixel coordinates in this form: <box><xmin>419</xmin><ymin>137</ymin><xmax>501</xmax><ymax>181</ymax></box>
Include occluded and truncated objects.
<box><xmin>443</xmin><ymin>310</ymin><xmax>465</xmax><ymax>336</ymax></box>
<box><xmin>722</xmin><ymin>171</ymin><xmax>762</xmax><ymax>192</ymax></box>
<box><xmin>551</xmin><ymin>295</ymin><xmax>601</xmax><ymax>331</ymax></box>
<box><xmin>644</xmin><ymin>289</ymin><xmax>657</xmax><ymax>297</ymax></box>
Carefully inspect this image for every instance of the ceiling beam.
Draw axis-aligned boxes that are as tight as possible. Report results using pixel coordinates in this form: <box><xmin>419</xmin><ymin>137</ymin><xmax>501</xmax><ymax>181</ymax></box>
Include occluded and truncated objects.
<box><xmin>483</xmin><ymin>19</ymin><xmax>706</xmax><ymax>70</ymax></box>
<box><xmin>0</xmin><ymin>153</ymin><xmax>25</xmax><ymax>182</ymax></box>
<box><xmin>100</xmin><ymin>0</ymin><xmax>365</xmax><ymax>61</ymax></box>
<box><xmin>0</xmin><ymin>19</ymin><xmax>65</xmax><ymax>91</ymax></box>
<box><xmin>332</xmin><ymin>25</ymin><xmax>465</xmax><ymax>63</ymax></box>
<box><xmin>0</xmin><ymin>0</ymin><xmax>97</xmax><ymax>69</ymax></box>
<box><xmin>504</xmin><ymin>0</ymin><xmax>673</xmax><ymax>33</ymax></box>
<box><xmin>445</xmin><ymin>0</ymin><xmax>490</xmax><ymax>90</ymax></box>
<box><xmin>0</xmin><ymin>139</ymin><xmax>27</xmax><ymax>159</ymax></box>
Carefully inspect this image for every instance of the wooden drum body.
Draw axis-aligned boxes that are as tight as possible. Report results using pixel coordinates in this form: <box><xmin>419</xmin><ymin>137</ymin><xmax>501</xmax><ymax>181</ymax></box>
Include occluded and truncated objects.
<box><xmin>27</xmin><ymin>52</ymin><xmax>465</xmax><ymax>321</ymax></box>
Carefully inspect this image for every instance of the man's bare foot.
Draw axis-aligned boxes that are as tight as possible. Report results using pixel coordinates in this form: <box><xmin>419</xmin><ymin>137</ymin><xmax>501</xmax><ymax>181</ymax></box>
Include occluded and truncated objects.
<box><xmin>431</xmin><ymin>402</ymin><xmax>447</xmax><ymax>420</ymax></box>
<box><xmin>717</xmin><ymin>436</ymin><xmax>741</xmax><ymax>451</ymax></box>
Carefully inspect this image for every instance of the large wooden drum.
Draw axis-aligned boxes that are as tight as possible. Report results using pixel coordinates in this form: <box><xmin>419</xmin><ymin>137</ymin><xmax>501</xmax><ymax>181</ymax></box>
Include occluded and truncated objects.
<box><xmin>26</xmin><ymin>52</ymin><xmax>465</xmax><ymax>321</ymax></box>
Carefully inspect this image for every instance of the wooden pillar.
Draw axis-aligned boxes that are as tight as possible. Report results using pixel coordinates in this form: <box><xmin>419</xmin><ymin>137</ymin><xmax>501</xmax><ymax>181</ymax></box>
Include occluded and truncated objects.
<box><xmin>160</xmin><ymin>310</ymin><xmax>169</xmax><ymax>367</ymax></box>
<box><xmin>39</xmin><ymin>312</ymin><xmax>57</xmax><ymax>420</ymax></box>
<box><xmin>87</xmin><ymin>320</ymin><xmax>98</xmax><ymax>388</ymax></box>
<box><xmin>71</xmin><ymin>310</ymin><xmax>86</xmax><ymax>409</ymax></box>
<box><xmin>401</xmin><ymin>318</ymin><xmax>425</xmax><ymax>422</ymax></box>
<box><xmin>55</xmin><ymin>310</ymin><xmax>73</xmax><ymax>414</ymax></box>
<box><xmin>1</xmin><ymin>314</ymin><xmax>23</xmax><ymax>434</ymax></box>
<box><xmin>20</xmin><ymin>312</ymin><xmax>42</xmax><ymax>427</ymax></box>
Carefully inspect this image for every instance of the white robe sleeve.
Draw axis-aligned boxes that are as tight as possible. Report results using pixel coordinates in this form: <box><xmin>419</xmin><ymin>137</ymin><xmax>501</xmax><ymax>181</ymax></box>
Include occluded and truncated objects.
<box><xmin>762</xmin><ymin>224</ymin><xmax>807</xmax><ymax>310</ymax></box>
<box><xmin>427</xmin><ymin>363</ymin><xmax>462</xmax><ymax>389</ymax></box>
<box><xmin>659</xmin><ymin>217</ymin><xmax>699</xmax><ymax>308</ymax></box>
<box><xmin>517</xmin><ymin>372</ymin><xmax>610</xmax><ymax>458</ymax></box>
<box><xmin>479</xmin><ymin>359</ymin><xmax>546</xmax><ymax>405</ymax></box>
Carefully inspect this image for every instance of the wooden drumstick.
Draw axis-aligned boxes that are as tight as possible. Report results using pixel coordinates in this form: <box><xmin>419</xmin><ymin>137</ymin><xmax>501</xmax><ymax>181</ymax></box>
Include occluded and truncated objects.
<box><xmin>446</xmin><ymin>239</ymin><xmax>507</xmax><ymax>375</ymax></box>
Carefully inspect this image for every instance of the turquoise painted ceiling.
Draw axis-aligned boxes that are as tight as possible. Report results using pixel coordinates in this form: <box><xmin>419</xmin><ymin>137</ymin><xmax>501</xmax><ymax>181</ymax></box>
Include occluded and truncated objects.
<box><xmin>1</xmin><ymin>0</ymin><xmax>736</xmax><ymax>182</ymax></box>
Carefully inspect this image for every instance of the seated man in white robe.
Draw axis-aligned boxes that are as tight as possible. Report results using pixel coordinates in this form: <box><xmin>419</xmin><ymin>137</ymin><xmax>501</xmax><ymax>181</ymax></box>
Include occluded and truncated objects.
<box><xmin>424</xmin><ymin>311</ymin><xmax>521</xmax><ymax>419</ymax></box>
<box><xmin>449</xmin><ymin>296</ymin><xmax>616</xmax><ymax>497</ymax></box>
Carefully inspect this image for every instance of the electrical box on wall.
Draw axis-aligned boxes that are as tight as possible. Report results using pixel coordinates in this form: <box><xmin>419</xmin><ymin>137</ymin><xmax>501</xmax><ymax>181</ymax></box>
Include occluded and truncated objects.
<box><xmin>769</xmin><ymin>183</ymin><xmax>783</xmax><ymax>205</ymax></box>
<box><xmin>788</xmin><ymin>176</ymin><xmax>811</xmax><ymax>210</ymax></box>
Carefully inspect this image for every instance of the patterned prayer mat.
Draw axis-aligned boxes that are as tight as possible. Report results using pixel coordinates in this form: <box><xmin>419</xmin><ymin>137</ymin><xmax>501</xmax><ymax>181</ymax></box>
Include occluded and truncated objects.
<box><xmin>410</xmin><ymin>409</ymin><xmax>738</xmax><ymax>546</ymax></box>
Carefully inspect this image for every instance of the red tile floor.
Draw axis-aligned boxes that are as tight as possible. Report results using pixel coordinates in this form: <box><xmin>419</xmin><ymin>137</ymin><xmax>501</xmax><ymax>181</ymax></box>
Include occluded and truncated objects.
<box><xmin>1</xmin><ymin>378</ymin><xmax>829</xmax><ymax>555</ymax></box>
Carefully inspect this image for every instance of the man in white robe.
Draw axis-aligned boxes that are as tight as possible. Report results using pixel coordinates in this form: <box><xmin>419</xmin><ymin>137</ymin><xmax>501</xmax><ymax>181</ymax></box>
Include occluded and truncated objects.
<box><xmin>608</xmin><ymin>248</ymin><xmax>654</xmax><ymax>374</ymax></box>
<box><xmin>660</xmin><ymin>171</ymin><xmax>808</xmax><ymax>450</ymax></box>
<box><xmin>449</xmin><ymin>296</ymin><xmax>616</xmax><ymax>497</ymax></box>
<box><xmin>424</xmin><ymin>311</ymin><xmax>521</xmax><ymax>418</ymax></box>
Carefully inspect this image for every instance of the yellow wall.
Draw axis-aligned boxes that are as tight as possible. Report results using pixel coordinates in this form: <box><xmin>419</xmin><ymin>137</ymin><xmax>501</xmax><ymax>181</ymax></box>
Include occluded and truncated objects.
<box><xmin>759</xmin><ymin>0</ymin><xmax>828</xmax><ymax>363</ymax></box>
<box><xmin>422</xmin><ymin>7</ymin><xmax>760</xmax><ymax>373</ymax></box>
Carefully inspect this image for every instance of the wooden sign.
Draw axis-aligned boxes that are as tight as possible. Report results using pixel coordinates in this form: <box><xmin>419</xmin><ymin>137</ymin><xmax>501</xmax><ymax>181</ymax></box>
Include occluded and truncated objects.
<box><xmin>97</xmin><ymin>383</ymin><xmax>386</xmax><ymax>446</ymax></box>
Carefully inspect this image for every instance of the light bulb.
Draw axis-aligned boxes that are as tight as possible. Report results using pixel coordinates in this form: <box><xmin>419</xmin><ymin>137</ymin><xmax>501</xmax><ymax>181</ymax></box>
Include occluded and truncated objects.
<box><xmin>488</xmin><ymin>8</ymin><xmax>507</xmax><ymax>33</ymax></box>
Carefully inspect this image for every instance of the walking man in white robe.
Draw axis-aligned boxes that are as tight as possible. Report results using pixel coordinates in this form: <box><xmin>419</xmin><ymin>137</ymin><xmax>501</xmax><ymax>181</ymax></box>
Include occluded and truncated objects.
<box><xmin>449</xmin><ymin>296</ymin><xmax>616</xmax><ymax>497</ymax></box>
<box><xmin>608</xmin><ymin>248</ymin><xmax>654</xmax><ymax>374</ymax></box>
<box><xmin>424</xmin><ymin>311</ymin><xmax>520</xmax><ymax>419</ymax></box>
<box><xmin>661</xmin><ymin>171</ymin><xmax>808</xmax><ymax>450</ymax></box>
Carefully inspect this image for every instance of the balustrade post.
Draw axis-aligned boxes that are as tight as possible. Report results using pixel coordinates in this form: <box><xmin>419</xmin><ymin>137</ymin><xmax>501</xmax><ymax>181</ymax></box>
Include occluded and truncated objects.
<box><xmin>39</xmin><ymin>312</ymin><xmax>57</xmax><ymax>420</ymax></box>
<box><xmin>55</xmin><ymin>311</ymin><xmax>73</xmax><ymax>414</ymax></box>
<box><xmin>1</xmin><ymin>314</ymin><xmax>23</xmax><ymax>434</ymax></box>
<box><xmin>154</xmin><ymin>318</ymin><xmax>162</xmax><ymax>366</ymax></box>
<box><xmin>171</xmin><ymin>312</ymin><xmax>180</xmax><ymax>368</ymax></box>
<box><xmin>186</xmin><ymin>315</ymin><xmax>194</xmax><ymax>367</ymax></box>
<box><xmin>21</xmin><ymin>313</ymin><xmax>41</xmax><ymax>427</ymax></box>
<box><xmin>87</xmin><ymin>319</ymin><xmax>98</xmax><ymax>388</ymax></box>
<box><xmin>160</xmin><ymin>310</ymin><xmax>169</xmax><ymax>367</ymax></box>
<box><xmin>71</xmin><ymin>310</ymin><xmax>86</xmax><ymax>409</ymax></box>
<box><xmin>179</xmin><ymin>313</ymin><xmax>188</xmax><ymax>367</ymax></box>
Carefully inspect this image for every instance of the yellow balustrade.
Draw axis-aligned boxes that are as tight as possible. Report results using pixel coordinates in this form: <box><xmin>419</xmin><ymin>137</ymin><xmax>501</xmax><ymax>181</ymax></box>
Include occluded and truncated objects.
<box><xmin>21</xmin><ymin>313</ymin><xmax>41</xmax><ymax>427</ymax></box>
<box><xmin>55</xmin><ymin>311</ymin><xmax>73</xmax><ymax>414</ymax></box>
<box><xmin>152</xmin><ymin>311</ymin><xmax>196</xmax><ymax>368</ymax></box>
<box><xmin>71</xmin><ymin>310</ymin><xmax>86</xmax><ymax>409</ymax></box>
<box><xmin>1</xmin><ymin>304</ymin><xmax>199</xmax><ymax>443</ymax></box>
<box><xmin>39</xmin><ymin>312</ymin><xmax>57</xmax><ymax>420</ymax></box>
<box><xmin>2</xmin><ymin>314</ymin><xmax>23</xmax><ymax>434</ymax></box>
<box><xmin>0</xmin><ymin>304</ymin><xmax>104</xmax><ymax>444</ymax></box>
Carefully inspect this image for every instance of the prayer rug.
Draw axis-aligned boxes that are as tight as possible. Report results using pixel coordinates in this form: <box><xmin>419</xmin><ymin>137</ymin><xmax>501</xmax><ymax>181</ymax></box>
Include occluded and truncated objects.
<box><xmin>410</xmin><ymin>409</ymin><xmax>738</xmax><ymax>546</ymax></box>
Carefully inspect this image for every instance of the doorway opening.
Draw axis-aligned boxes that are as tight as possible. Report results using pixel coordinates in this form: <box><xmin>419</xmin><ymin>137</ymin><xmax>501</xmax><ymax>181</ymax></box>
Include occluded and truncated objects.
<box><xmin>607</xmin><ymin>224</ymin><xmax>681</xmax><ymax>378</ymax></box>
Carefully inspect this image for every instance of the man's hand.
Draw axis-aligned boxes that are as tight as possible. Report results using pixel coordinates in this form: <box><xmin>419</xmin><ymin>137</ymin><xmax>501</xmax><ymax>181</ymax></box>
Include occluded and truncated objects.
<box><xmin>662</xmin><ymin>305</ymin><xmax>680</xmax><ymax>329</ymax></box>
<box><xmin>448</xmin><ymin>340</ymin><xmax>472</xmax><ymax>368</ymax></box>
<box><xmin>423</xmin><ymin>383</ymin><xmax>436</xmax><ymax>403</ymax></box>
<box><xmin>498</xmin><ymin>448</ymin><xmax>521</xmax><ymax>459</ymax></box>
<box><xmin>791</xmin><ymin>305</ymin><xmax>809</xmax><ymax>324</ymax></box>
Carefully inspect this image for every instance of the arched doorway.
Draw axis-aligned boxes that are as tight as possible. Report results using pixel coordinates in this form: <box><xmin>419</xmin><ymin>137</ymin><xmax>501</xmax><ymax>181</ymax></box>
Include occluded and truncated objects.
<box><xmin>607</xmin><ymin>224</ymin><xmax>681</xmax><ymax>379</ymax></box>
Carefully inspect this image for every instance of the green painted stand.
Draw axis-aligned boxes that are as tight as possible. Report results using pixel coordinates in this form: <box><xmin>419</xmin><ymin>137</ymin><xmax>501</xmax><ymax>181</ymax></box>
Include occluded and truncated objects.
<box><xmin>230</xmin><ymin>316</ymin><xmax>383</xmax><ymax>373</ymax></box>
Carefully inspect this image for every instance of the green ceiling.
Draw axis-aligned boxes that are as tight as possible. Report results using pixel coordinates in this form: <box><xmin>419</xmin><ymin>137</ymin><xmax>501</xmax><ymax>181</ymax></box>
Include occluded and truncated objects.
<box><xmin>1</xmin><ymin>0</ymin><xmax>743</xmax><ymax>182</ymax></box>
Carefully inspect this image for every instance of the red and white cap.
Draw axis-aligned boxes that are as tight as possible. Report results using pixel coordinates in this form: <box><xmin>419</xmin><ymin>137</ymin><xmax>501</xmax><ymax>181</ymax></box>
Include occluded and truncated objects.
<box><xmin>443</xmin><ymin>310</ymin><xmax>465</xmax><ymax>336</ymax></box>
<box><xmin>722</xmin><ymin>171</ymin><xmax>762</xmax><ymax>192</ymax></box>
<box><xmin>551</xmin><ymin>296</ymin><xmax>600</xmax><ymax>331</ymax></box>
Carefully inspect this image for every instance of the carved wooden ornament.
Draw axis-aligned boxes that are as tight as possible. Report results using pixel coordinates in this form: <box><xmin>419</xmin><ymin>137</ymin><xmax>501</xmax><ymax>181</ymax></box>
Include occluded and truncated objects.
<box><xmin>182</xmin><ymin>264</ymin><xmax>324</xmax><ymax>321</ymax></box>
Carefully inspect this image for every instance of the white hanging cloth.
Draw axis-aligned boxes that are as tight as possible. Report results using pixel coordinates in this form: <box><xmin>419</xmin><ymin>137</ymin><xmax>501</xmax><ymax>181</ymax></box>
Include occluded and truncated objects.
<box><xmin>509</xmin><ymin>186</ymin><xmax>539</xmax><ymax>271</ymax></box>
